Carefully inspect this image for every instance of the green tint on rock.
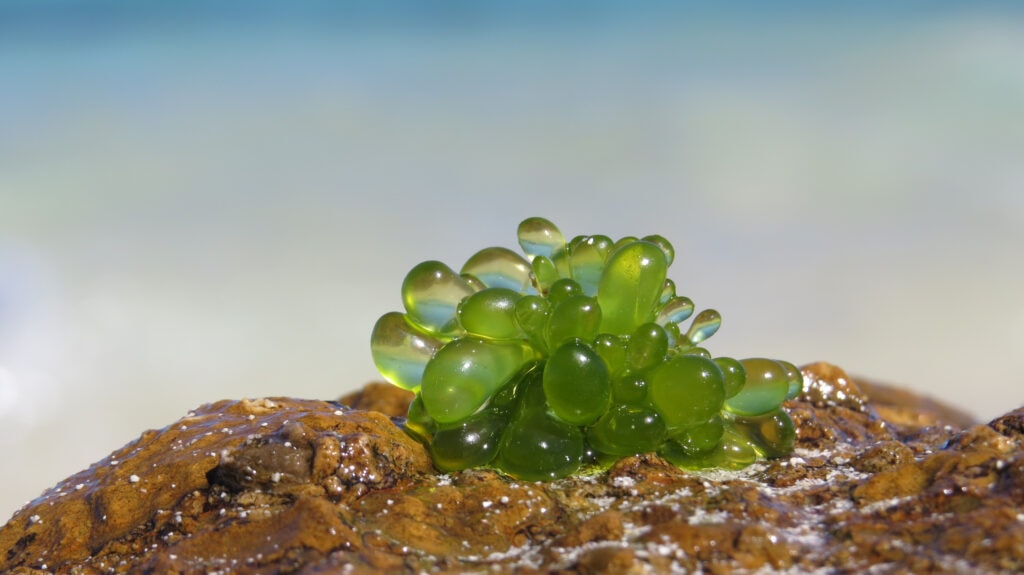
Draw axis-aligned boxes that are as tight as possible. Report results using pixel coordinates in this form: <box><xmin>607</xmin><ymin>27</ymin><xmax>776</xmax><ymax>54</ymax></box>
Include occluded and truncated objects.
<box><xmin>372</xmin><ymin>217</ymin><xmax>799</xmax><ymax>481</ymax></box>
<box><xmin>597</xmin><ymin>241</ymin><xmax>668</xmax><ymax>334</ymax></box>
<box><xmin>457</xmin><ymin>287</ymin><xmax>522</xmax><ymax>340</ymax></box>
<box><xmin>724</xmin><ymin>358</ymin><xmax>791</xmax><ymax>416</ymax></box>
<box><xmin>543</xmin><ymin>340</ymin><xmax>611</xmax><ymax>425</ymax></box>
<box><xmin>420</xmin><ymin>338</ymin><xmax>527</xmax><ymax>424</ymax></box>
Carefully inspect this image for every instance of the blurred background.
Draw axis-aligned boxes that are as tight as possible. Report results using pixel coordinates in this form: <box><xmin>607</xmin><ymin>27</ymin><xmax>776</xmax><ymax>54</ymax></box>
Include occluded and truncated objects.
<box><xmin>2</xmin><ymin>0</ymin><xmax>1023</xmax><ymax>522</ymax></box>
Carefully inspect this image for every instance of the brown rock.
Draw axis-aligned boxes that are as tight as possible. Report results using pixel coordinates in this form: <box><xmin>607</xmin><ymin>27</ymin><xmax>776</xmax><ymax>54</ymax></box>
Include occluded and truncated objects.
<box><xmin>3</xmin><ymin>363</ymin><xmax>1023</xmax><ymax>574</ymax></box>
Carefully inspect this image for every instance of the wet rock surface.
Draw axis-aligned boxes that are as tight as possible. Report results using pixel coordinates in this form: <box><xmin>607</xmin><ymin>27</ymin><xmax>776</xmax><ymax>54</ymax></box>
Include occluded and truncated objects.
<box><xmin>2</xmin><ymin>362</ymin><xmax>1022</xmax><ymax>574</ymax></box>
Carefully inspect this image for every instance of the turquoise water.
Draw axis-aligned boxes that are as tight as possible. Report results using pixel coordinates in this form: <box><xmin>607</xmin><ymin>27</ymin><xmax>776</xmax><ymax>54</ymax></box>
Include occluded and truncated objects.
<box><xmin>2</xmin><ymin>3</ymin><xmax>1023</xmax><ymax>521</ymax></box>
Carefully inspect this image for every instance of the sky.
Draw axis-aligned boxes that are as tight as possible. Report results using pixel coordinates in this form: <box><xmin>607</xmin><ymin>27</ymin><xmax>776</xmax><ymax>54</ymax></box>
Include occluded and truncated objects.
<box><xmin>2</xmin><ymin>1</ymin><xmax>1023</xmax><ymax>522</ymax></box>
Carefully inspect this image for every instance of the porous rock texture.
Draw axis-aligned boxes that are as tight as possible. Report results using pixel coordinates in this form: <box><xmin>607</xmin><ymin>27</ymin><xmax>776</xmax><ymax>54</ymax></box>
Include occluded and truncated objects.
<box><xmin>3</xmin><ymin>363</ymin><xmax>1023</xmax><ymax>574</ymax></box>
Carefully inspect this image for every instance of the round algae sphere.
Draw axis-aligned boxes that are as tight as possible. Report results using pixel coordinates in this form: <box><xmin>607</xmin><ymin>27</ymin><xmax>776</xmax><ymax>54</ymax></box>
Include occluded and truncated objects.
<box><xmin>497</xmin><ymin>410</ymin><xmax>584</xmax><ymax>481</ymax></box>
<box><xmin>647</xmin><ymin>355</ymin><xmax>725</xmax><ymax>429</ymax></box>
<box><xmin>723</xmin><ymin>358</ymin><xmax>790</xmax><ymax>416</ymax></box>
<box><xmin>543</xmin><ymin>340</ymin><xmax>611</xmax><ymax>425</ymax></box>
<box><xmin>457</xmin><ymin>287</ymin><xmax>522</xmax><ymax>340</ymax></box>
<box><xmin>421</xmin><ymin>338</ymin><xmax>527</xmax><ymax>424</ymax></box>
<box><xmin>430</xmin><ymin>411</ymin><xmax>505</xmax><ymax>472</ymax></box>
<box><xmin>588</xmin><ymin>404</ymin><xmax>666</xmax><ymax>456</ymax></box>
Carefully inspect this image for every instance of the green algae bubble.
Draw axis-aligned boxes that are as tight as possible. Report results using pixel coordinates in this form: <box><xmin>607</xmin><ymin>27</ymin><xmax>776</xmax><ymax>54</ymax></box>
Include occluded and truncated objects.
<box><xmin>647</xmin><ymin>355</ymin><xmax>725</xmax><ymax>429</ymax></box>
<box><xmin>641</xmin><ymin>234</ymin><xmax>675</xmax><ymax>267</ymax></box>
<box><xmin>430</xmin><ymin>410</ymin><xmax>505</xmax><ymax>472</ymax></box>
<box><xmin>732</xmin><ymin>408</ymin><xmax>796</xmax><ymax>458</ymax></box>
<box><xmin>498</xmin><ymin>410</ymin><xmax>584</xmax><ymax>481</ymax></box>
<box><xmin>611</xmin><ymin>374</ymin><xmax>647</xmax><ymax>404</ymax></box>
<box><xmin>547</xmin><ymin>277</ymin><xmax>584</xmax><ymax>305</ymax></box>
<box><xmin>588</xmin><ymin>404</ymin><xmax>666</xmax><ymax>456</ymax></box>
<box><xmin>685</xmin><ymin>308</ymin><xmax>722</xmax><ymax>346</ymax></box>
<box><xmin>670</xmin><ymin>414</ymin><xmax>724</xmax><ymax>456</ymax></box>
<box><xmin>370</xmin><ymin>311</ymin><xmax>443</xmax><ymax>392</ymax></box>
<box><xmin>531</xmin><ymin>255</ymin><xmax>559</xmax><ymax>293</ymax></box>
<box><xmin>656</xmin><ymin>296</ymin><xmax>695</xmax><ymax>326</ymax></box>
<box><xmin>545</xmin><ymin>294</ymin><xmax>602</xmax><ymax>350</ymax></box>
<box><xmin>461</xmin><ymin>246</ymin><xmax>534</xmax><ymax>293</ymax></box>
<box><xmin>420</xmin><ymin>338</ymin><xmax>528</xmax><ymax>424</ymax></box>
<box><xmin>402</xmin><ymin>260</ymin><xmax>475</xmax><ymax>335</ymax></box>
<box><xmin>518</xmin><ymin>217</ymin><xmax>566</xmax><ymax>260</ymax></box>
<box><xmin>597</xmin><ymin>240</ymin><xmax>668</xmax><ymax>334</ymax></box>
<box><xmin>714</xmin><ymin>356</ymin><xmax>746</xmax><ymax>399</ymax></box>
<box><xmin>661</xmin><ymin>426</ymin><xmax>757</xmax><ymax>470</ymax></box>
<box><xmin>592</xmin><ymin>333</ymin><xmax>627</xmax><ymax>378</ymax></box>
<box><xmin>513</xmin><ymin>295</ymin><xmax>550</xmax><ymax>352</ymax></box>
<box><xmin>569</xmin><ymin>235</ymin><xmax>613</xmax><ymax>296</ymax></box>
<box><xmin>543</xmin><ymin>339</ymin><xmax>611</xmax><ymax>425</ymax></box>
<box><xmin>724</xmin><ymin>358</ymin><xmax>790</xmax><ymax>417</ymax></box>
<box><xmin>626</xmin><ymin>322</ymin><xmax>669</xmax><ymax>373</ymax></box>
<box><xmin>457</xmin><ymin>287</ymin><xmax>522</xmax><ymax>340</ymax></box>
<box><xmin>776</xmin><ymin>359</ymin><xmax>804</xmax><ymax>400</ymax></box>
<box><xmin>403</xmin><ymin>394</ymin><xmax>435</xmax><ymax>444</ymax></box>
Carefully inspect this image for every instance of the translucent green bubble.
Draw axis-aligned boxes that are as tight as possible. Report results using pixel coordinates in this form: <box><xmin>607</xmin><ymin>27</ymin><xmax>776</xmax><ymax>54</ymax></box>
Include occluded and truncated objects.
<box><xmin>588</xmin><ymin>404</ymin><xmax>666</xmax><ymax>456</ymax></box>
<box><xmin>660</xmin><ymin>426</ymin><xmax>757</xmax><ymax>470</ymax></box>
<box><xmin>461</xmin><ymin>273</ymin><xmax>487</xmax><ymax>292</ymax></box>
<box><xmin>517</xmin><ymin>217</ymin><xmax>566</xmax><ymax>260</ymax></box>
<box><xmin>531</xmin><ymin>256</ymin><xmax>559</xmax><ymax>293</ymax></box>
<box><xmin>569</xmin><ymin>235</ymin><xmax>613</xmax><ymax>296</ymax></box>
<box><xmin>732</xmin><ymin>408</ymin><xmax>796</xmax><ymax>458</ymax></box>
<box><xmin>776</xmin><ymin>359</ymin><xmax>804</xmax><ymax>400</ymax></box>
<box><xmin>611</xmin><ymin>374</ymin><xmax>647</xmax><ymax>404</ymax></box>
<box><xmin>641</xmin><ymin>234</ymin><xmax>675</xmax><ymax>267</ymax></box>
<box><xmin>659</xmin><ymin>279</ymin><xmax>676</xmax><ymax>304</ymax></box>
<box><xmin>403</xmin><ymin>394</ymin><xmax>435</xmax><ymax>444</ymax></box>
<box><xmin>461</xmin><ymin>246</ymin><xmax>535</xmax><ymax>293</ymax></box>
<box><xmin>592</xmin><ymin>333</ymin><xmax>627</xmax><ymax>378</ymax></box>
<box><xmin>685</xmin><ymin>308</ymin><xmax>721</xmax><ymax>346</ymax></box>
<box><xmin>723</xmin><ymin>358</ymin><xmax>790</xmax><ymax>417</ymax></box>
<box><xmin>546</xmin><ymin>295</ymin><xmax>602</xmax><ymax>350</ymax></box>
<box><xmin>421</xmin><ymin>338</ymin><xmax>528</xmax><ymax>424</ymax></box>
<box><xmin>647</xmin><ymin>355</ymin><xmax>725</xmax><ymax>429</ymax></box>
<box><xmin>547</xmin><ymin>278</ymin><xmax>583</xmax><ymax>305</ymax></box>
<box><xmin>669</xmin><ymin>415</ymin><xmax>724</xmax><ymax>456</ymax></box>
<box><xmin>626</xmin><ymin>322</ymin><xmax>669</xmax><ymax>373</ymax></box>
<box><xmin>457</xmin><ymin>287</ymin><xmax>522</xmax><ymax>340</ymax></box>
<box><xmin>370</xmin><ymin>311</ymin><xmax>443</xmax><ymax>392</ymax></box>
<box><xmin>498</xmin><ymin>410</ymin><xmax>584</xmax><ymax>481</ymax></box>
<box><xmin>513</xmin><ymin>295</ymin><xmax>550</xmax><ymax>352</ymax></box>
<box><xmin>543</xmin><ymin>340</ymin><xmax>611</xmax><ymax>425</ymax></box>
<box><xmin>714</xmin><ymin>356</ymin><xmax>746</xmax><ymax>399</ymax></box>
<box><xmin>597</xmin><ymin>240</ymin><xmax>668</xmax><ymax>335</ymax></box>
<box><xmin>401</xmin><ymin>260</ymin><xmax>475</xmax><ymax>335</ymax></box>
<box><xmin>430</xmin><ymin>410</ymin><xmax>505</xmax><ymax>472</ymax></box>
<box><xmin>656</xmin><ymin>296</ymin><xmax>694</xmax><ymax>326</ymax></box>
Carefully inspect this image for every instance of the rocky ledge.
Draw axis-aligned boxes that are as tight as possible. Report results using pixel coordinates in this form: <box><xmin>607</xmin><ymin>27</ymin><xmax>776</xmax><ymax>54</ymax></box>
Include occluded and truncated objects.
<box><xmin>2</xmin><ymin>363</ymin><xmax>1023</xmax><ymax>574</ymax></box>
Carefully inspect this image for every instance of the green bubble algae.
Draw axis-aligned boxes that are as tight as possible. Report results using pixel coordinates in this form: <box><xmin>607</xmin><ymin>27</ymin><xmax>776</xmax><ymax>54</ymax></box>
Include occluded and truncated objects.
<box><xmin>371</xmin><ymin>217</ymin><xmax>802</xmax><ymax>481</ymax></box>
